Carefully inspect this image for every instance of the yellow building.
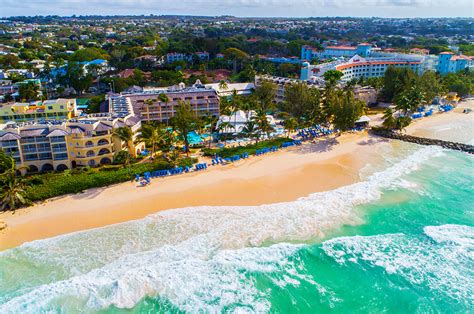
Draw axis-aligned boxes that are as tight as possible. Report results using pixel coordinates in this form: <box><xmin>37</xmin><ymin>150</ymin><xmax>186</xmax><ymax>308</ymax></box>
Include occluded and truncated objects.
<box><xmin>0</xmin><ymin>114</ymin><xmax>144</xmax><ymax>173</ymax></box>
<box><xmin>0</xmin><ymin>98</ymin><xmax>77</xmax><ymax>123</ymax></box>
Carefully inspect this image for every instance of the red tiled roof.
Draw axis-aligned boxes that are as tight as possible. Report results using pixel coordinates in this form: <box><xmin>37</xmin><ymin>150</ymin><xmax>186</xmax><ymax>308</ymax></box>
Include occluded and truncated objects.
<box><xmin>325</xmin><ymin>46</ymin><xmax>356</xmax><ymax>50</ymax></box>
<box><xmin>451</xmin><ymin>55</ymin><xmax>473</xmax><ymax>61</ymax></box>
<box><xmin>336</xmin><ymin>60</ymin><xmax>421</xmax><ymax>71</ymax></box>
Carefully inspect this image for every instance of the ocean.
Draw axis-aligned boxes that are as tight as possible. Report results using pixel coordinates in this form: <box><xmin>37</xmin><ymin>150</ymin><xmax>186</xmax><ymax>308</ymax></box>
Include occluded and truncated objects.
<box><xmin>0</xmin><ymin>120</ymin><xmax>473</xmax><ymax>313</ymax></box>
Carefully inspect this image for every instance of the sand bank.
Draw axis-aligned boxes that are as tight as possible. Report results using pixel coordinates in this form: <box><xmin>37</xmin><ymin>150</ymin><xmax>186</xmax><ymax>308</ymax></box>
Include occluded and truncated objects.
<box><xmin>0</xmin><ymin>132</ymin><xmax>390</xmax><ymax>250</ymax></box>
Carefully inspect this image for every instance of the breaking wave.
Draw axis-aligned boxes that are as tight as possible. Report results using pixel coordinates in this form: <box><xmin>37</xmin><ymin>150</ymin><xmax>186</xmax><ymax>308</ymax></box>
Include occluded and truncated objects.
<box><xmin>0</xmin><ymin>145</ymin><xmax>444</xmax><ymax>312</ymax></box>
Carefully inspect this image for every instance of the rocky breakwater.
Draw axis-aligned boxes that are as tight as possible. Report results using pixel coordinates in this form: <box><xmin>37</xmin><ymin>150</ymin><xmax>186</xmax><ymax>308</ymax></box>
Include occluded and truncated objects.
<box><xmin>371</xmin><ymin>127</ymin><xmax>474</xmax><ymax>154</ymax></box>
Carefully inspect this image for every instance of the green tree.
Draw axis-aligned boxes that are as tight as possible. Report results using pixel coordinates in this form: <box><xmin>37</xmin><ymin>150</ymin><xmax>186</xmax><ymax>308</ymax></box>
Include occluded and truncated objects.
<box><xmin>419</xmin><ymin>71</ymin><xmax>443</xmax><ymax>102</ymax></box>
<box><xmin>254</xmin><ymin>81</ymin><xmax>277</xmax><ymax>111</ymax></box>
<box><xmin>253</xmin><ymin>109</ymin><xmax>274</xmax><ymax>139</ymax></box>
<box><xmin>382</xmin><ymin>108</ymin><xmax>397</xmax><ymax>129</ymax></box>
<box><xmin>137</xmin><ymin>122</ymin><xmax>171</xmax><ymax>159</ymax></box>
<box><xmin>381</xmin><ymin>66</ymin><xmax>416</xmax><ymax>102</ymax></box>
<box><xmin>395</xmin><ymin>116</ymin><xmax>412</xmax><ymax>132</ymax></box>
<box><xmin>323</xmin><ymin>70</ymin><xmax>344</xmax><ymax>87</ymax></box>
<box><xmin>241</xmin><ymin>120</ymin><xmax>259</xmax><ymax>143</ymax></box>
<box><xmin>283</xmin><ymin>82</ymin><xmax>321</xmax><ymax>120</ymax></box>
<box><xmin>0</xmin><ymin>151</ymin><xmax>29</xmax><ymax>211</ymax></box>
<box><xmin>224</xmin><ymin>47</ymin><xmax>249</xmax><ymax>73</ymax></box>
<box><xmin>18</xmin><ymin>82</ymin><xmax>40</xmax><ymax>102</ymax></box>
<box><xmin>113</xmin><ymin>127</ymin><xmax>134</xmax><ymax>174</ymax></box>
<box><xmin>329</xmin><ymin>90</ymin><xmax>365</xmax><ymax>133</ymax></box>
<box><xmin>69</xmin><ymin>47</ymin><xmax>110</xmax><ymax>62</ymax></box>
<box><xmin>218</xmin><ymin>80</ymin><xmax>228</xmax><ymax>91</ymax></box>
<box><xmin>283</xmin><ymin>117</ymin><xmax>298</xmax><ymax>138</ymax></box>
<box><xmin>171</xmin><ymin>101</ymin><xmax>197</xmax><ymax>156</ymax></box>
<box><xmin>442</xmin><ymin>71</ymin><xmax>473</xmax><ymax>97</ymax></box>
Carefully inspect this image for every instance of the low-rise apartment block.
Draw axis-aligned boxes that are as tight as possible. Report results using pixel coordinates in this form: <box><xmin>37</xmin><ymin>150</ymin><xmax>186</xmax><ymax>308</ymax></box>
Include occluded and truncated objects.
<box><xmin>0</xmin><ymin>98</ymin><xmax>78</xmax><ymax>123</ymax></box>
<box><xmin>0</xmin><ymin>114</ymin><xmax>144</xmax><ymax>173</ymax></box>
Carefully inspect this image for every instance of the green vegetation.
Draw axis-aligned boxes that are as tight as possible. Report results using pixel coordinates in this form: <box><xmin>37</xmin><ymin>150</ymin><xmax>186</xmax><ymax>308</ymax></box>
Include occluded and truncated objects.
<box><xmin>170</xmin><ymin>101</ymin><xmax>198</xmax><ymax>156</ymax></box>
<box><xmin>23</xmin><ymin>158</ymin><xmax>196</xmax><ymax>203</ymax></box>
<box><xmin>202</xmin><ymin>137</ymin><xmax>290</xmax><ymax>158</ymax></box>
<box><xmin>380</xmin><ymin>67</ymin><xmax>473</xmax><ymax>130</ymax></box>
<box><xmin>0</xmin><ymin>151</ymin><xmax>29</xmax><ymax>210</ymax></box>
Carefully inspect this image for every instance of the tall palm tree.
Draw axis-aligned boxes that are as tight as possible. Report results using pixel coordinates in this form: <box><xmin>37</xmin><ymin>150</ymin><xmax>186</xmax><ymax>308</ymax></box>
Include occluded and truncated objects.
<box><xmin>283</xmin><ymin>117</ymin><xmax>298</xmax><ymax>138</ymax></box>
<box><xmin>241</xmin><ymin>120</ymin><xmax>259</xmax><ymax>144</ymax></box>
<box><xmin>0</xmin><ymin>151</ymin><xmax>29</xmax><ymax>211</ymax></box>
<box><xmin>113</xmin><ymin>126</ymin><xmax>134</xmax><ymax>173</ymax></box>
<box><xmin>1</xmin><ymin>172</ymin><xmax>29</xmax><ymax>211</ymax></box>
<box><xmin>136</xmin><ymin>122</ymin><xmax>168</xmax><ymax>160</ymax></box>
<box><xmin>253</xmin><ymin>109</ymin><xmax>274</xmax><ymax>140</ymax></box>
<box><xmin>382</xmin><ymin>108</ymin><xmax>396</xmax><ymax>129</ymax></box>
<box><xmin>170</xmin><ymin>101</ymin><xmax>196</xmax><ymax>157</ymax></box>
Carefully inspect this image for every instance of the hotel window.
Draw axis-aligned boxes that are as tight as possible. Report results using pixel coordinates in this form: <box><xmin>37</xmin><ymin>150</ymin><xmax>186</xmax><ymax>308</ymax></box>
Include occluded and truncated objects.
<box><xmin>48</xmin><ymin>106</ymin><xmax>53</xmax><ymax>110</ymax></box>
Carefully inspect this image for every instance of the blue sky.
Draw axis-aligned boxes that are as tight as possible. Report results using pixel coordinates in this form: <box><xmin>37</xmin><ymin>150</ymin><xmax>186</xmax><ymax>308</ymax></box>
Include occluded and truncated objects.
<box><xmin>1</xmin><ymin>0</ymin><xmax>472</xmax><ymax>18</ymax></box>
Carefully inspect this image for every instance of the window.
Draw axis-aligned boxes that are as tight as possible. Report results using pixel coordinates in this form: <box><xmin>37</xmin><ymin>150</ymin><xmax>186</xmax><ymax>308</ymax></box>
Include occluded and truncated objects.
<box><xmin>48</xmin><ymin>106</ymin><xmax>53</xmax><ymax>110</ymax></box>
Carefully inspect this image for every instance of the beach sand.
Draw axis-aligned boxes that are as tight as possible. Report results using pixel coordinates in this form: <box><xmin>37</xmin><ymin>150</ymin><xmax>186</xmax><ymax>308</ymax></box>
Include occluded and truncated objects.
<box><xmin>0</xmin><ymin>100</ymin><xmax>471</xmax><ymax>250</ymax></box>
<box><xmin>405</xmin><ymin>99</ymin><xmax>474</xmax><ymax>143</ymax></box>
<box><xmin>0</xmin><ymin>133</ymin><xmax>388</xmax><ymax>250</ymax></box>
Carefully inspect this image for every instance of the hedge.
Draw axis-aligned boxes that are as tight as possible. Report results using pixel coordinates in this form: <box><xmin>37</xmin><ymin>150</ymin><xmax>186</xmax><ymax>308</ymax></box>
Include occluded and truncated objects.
<box><xmin>202</xmin><ymin>137</ymin><xmax>291</xmax><ymax>158</ymax></box>
<box><xmin>25</xmin><ymin>157</ymin><xmax>197</xmax><ymax>202</ymax></box>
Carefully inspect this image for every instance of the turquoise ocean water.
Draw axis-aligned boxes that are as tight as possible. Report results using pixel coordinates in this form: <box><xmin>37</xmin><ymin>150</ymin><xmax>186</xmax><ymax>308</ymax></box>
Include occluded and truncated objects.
<box><xmin>0</xmin><ymin>122</ymin><xmax>473</xmax><ymax>312</ymax></box>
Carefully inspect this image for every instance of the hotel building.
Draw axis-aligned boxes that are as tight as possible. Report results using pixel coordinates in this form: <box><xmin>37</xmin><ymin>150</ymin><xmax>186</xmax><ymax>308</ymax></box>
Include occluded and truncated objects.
<box><xmin>301</xmin><ymin>43</ymin><xmax>372</xmax><ymax>60</ymax></box>
<box><xmin>437</xmin><ymin>52</ymin><xmax>473</xmax><ymax>75</ymax></box>
<box><xmin>0</xmin><ymin>98</ymin><xmax>78</xmax><ymax>123</ymax></box>
<box><xmin>0</xmin><ymin>114</ymin><xmax>144</xmax><ymax>173</ymax></box>
<box><xmin>110</xmin><ymin>83</ymin><xmax>220</xmax><ymax>123</ymax></box>
<box><xmin>300</xmin><ymin>55</ymin><xmax>422</xmax><ymax>82</ymax></box>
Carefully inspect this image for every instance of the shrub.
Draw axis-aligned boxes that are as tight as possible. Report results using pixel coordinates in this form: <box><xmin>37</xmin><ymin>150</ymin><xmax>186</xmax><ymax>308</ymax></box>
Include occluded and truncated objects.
<box><xmin>202</xmin><ymin>137</ymin><xmax>290</xmax><ymax>158</ymax></box>
<box><xmin>25</xmin><ymin>160</ymin><xmax>181</xmax><ymax>202</ymax></box>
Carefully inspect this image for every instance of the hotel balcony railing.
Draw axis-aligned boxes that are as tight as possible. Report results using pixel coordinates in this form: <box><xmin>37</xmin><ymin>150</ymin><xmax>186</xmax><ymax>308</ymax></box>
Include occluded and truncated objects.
<box><xmin>50</xmin><ymin>138</ymin><xmax>66</xmax><ymax>143</ymax></box>
<box><xmin>52</xmin><ymin>148</ymin><xmax>67</xmax><ymax>153</ymax></box>
<box><xmin>22</xmin><ymin>148</ymin><xmax>38</xmax><ymax>154</ymax></box>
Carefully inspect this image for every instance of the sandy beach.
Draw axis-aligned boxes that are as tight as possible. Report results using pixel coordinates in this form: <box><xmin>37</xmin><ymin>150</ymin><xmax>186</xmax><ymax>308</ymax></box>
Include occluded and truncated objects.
<box><xmin>0</xmin><ymin>100</ymin><xmax>472</xmax><ymax>251</ymax></box>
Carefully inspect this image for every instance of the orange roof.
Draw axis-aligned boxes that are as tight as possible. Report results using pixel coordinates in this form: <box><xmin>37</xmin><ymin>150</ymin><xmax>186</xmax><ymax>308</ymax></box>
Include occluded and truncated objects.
<box><xmin>439</xmin><ymin>51</ymin><xmax>455</xmax><ymax>55</ymax></box>
<box><xmin>336</xmin><ymin>60</ymin><xmax>421</xmax><ymax>71</ymax></box>
<box><xmin>451</xmin><ymin>55</ymin><xmax>473</xmax><ymax>61</ymax></box>
<box><xmin>325</xmin><ymin>46</ymin><xmax>356</xmax><ymax>50</ymax></box>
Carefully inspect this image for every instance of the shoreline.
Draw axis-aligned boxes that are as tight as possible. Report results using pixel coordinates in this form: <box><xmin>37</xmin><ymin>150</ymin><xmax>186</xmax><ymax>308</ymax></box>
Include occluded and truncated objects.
<box><xmin>0</xmin><ymin>132</ymin><xmax>388</xmax><ymax>250</ymax></box>
<box><xmin>0</xmin><ymin>100</ymin><xmax>471</xmax><ymax>251</ymax></box>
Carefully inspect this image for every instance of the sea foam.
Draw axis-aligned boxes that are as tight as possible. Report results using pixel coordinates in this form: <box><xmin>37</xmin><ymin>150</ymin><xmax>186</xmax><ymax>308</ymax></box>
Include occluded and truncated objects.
<box><xmin>322</xmin><ymin>224</ymin><xmax>474</xmax><ymax>303</ymax></box>
<box><xmin>0</xmin><ymin>145</ymin><xmax>444</xmax><ymax>312</ymax></box>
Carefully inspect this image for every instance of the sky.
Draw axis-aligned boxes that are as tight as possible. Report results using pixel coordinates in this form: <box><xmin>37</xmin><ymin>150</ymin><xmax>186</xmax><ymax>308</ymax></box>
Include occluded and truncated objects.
<box><xmin>1</xmin><ymin>0</ymin><xmax>473</xmax><ymax>18</ymax></box>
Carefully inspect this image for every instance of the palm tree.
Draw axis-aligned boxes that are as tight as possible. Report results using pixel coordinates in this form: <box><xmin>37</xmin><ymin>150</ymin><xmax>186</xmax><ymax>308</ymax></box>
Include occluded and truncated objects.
<box><xmin>136</xmin><ymin>122</ymin><xmax>168</xmax><ymax>159</ymax></box>
<box><xmin>283</xmin><ymin>117</ymin><xmax>298</xmax><ymax>138</ymax></box>
<box><xmin>241</xmin><ymin>120</ymin><xmax>259</xmax><ymax>144</ymax></box>
<box><xmin>253</xmin><ymin>109</ymin><xmax>274</xmax><ymax>140</ymax></box>
<box><xmin>217</xmin><ymin>121</ymin><xmax>234</xmax><ymax>143</ymax></box>
<box><xmin>114</xmin><ymin>126</ymin><xmax>134</xmax><ymax>152</ymax></box>
<box><xmin>113</xmin><ymin>127</ymin><xmax>134</xmax><ymax>173</ymax></box>
<box><xmin>0</xmin><ymin>151</ymin><xmax>29</xmax><ymax>211</ymax></box>
<box><xmin>382</xmin><ymin>108</ymin><xmax>397</xmax><ymax>129</ymax></box>
<box><xmin>218</xmin><ymin>80</ymin><xmax>228</xmax><ymax>91</ymax></box>
<box><xmin>170</xmin><ymin>100</ymin><xmax>196</xmax><ymax>157</ymax></box>
<box><xmin>1</xmin><ymin>172</ymin><xmax>29</xmax><ymax>211</ymax></box>
<box><xmin>165</xmin><ymin>149</ymin><xmax>181</xmax><ymax>168</ymax></box>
